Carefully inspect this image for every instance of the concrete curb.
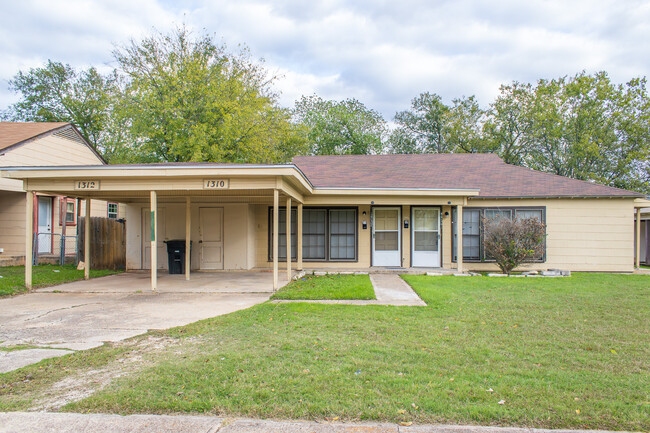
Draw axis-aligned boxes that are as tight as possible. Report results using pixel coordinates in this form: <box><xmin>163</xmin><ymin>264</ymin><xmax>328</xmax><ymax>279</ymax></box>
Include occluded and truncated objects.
<box><xmin>0</xmin><ymin>413</ymin><xmax>638</xmax><ymax>433</ymax></box>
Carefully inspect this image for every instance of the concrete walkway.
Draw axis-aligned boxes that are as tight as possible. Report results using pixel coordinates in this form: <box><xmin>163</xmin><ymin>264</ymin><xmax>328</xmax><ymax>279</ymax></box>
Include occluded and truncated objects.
<box><xmin>273</xmin><ymin>274</ymin><xmax>426</xmax><ymax>306</ymax></box>
<box><xmin>0</xmin><ymin>413</ymin><xmax>632</xmax><ymax>433</ymax></box>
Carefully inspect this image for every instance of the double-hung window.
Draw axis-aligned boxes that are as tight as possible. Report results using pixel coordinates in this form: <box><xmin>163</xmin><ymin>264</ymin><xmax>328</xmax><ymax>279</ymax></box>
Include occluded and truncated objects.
<box><xmin>269</xmin><ymin>207</ymin><xmax>357</xmax><ymax>261</ymax></box>
<box><xmin>60</xmin><ymin>198</ymin><xmax>76</xmax><ymax>225</ymax></box>
<box><xmin>108</xmin><ymin>203</ymin><xmax>118</xmax><ymax>219</ymax></box>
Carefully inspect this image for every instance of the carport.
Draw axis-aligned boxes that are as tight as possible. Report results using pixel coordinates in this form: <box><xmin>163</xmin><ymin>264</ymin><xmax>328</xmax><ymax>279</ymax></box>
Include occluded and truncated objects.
<box><xmin>4</xmin><ymin>163</ymin><xmax>313</xmax><ymax>292</ymax></box>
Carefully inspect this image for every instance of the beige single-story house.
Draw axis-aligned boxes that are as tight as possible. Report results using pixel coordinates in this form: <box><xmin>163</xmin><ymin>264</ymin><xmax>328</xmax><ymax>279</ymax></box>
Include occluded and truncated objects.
<box><xmin>0</xmin><ymin>122</ymin><xmax>125</xmax><ymax>266</ymax></box>
<box><xmin>2</xmin><ymin>153</ymin><xmax>648</xmax><ymax>290</ymax></box>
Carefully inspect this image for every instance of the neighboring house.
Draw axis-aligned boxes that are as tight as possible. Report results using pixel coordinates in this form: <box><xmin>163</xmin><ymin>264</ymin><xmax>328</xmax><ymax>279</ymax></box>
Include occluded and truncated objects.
<box><xmin>2</xmin><ymin>154</ymin><xmax>648</xmax><ymax>287</ymax></box>
<box><xmin>0</xmin><ymin>122</ymin><xmax>124</xmax><ymax>266</ymax></box>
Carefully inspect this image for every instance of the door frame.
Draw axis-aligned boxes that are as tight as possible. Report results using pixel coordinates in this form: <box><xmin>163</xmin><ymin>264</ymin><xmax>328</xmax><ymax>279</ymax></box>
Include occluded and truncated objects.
<box><xmin>371</xmin><ymin>206</ymin><xmax>402</xmax><ymax>267</ymax></box>
<box><xmin>410</xmin><ymin>206</ymin><xmax>442</xmax><ymax>268</ymax></box>
<box><xmin>37</xmin><ymin>196</ymin><xmax>53</xmax><ymax>254</ymax></box>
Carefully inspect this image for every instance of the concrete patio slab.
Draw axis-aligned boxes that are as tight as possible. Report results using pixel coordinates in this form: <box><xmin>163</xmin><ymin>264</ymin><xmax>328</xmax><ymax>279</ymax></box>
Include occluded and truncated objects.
<box><xmin>34</xmin><ymin>271</ymin><xmax>286</xmax><ymax>294</ymax></box>
<box><xmin>0</xmin><ymin>271</ymin><xmax>278</xmax><ymax>372</ymax></box>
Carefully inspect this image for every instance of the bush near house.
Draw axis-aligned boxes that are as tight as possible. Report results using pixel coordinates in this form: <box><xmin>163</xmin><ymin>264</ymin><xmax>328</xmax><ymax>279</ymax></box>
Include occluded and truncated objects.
<box><xmin>483</xmin><ymin>216</ymin><xmax>546</xmax><ymax>274</ymax></box>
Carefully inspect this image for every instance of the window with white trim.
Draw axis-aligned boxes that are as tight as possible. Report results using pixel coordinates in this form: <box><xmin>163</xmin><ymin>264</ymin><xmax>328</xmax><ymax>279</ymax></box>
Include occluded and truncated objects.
<box><xmin>108</xmin><ymin>203</ymin><xmax>118</xmax><ymax>219</ymax></box>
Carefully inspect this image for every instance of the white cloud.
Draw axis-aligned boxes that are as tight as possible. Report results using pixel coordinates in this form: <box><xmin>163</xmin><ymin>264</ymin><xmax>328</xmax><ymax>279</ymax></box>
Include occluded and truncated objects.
<box><xmin>1</xmin><ymin>0</ymin><xmax>649</xmax><ymax>119</ymax></box>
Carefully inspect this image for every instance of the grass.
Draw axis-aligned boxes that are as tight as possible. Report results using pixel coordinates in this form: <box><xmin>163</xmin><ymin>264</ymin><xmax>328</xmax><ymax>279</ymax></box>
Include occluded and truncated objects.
<box><xmin>1</xmin><ymin>273</ymin><xmax>648</xmax><ymax>430</ymax></box>
<box><xmin>271</xmin><ymin>274</ymin><xmax>375</xmax><ymax>300</ymax></box>
<box><xmin>0</xmin><ymin>264</ymin><xmax>120</xmax><ymax>297</ymax></box>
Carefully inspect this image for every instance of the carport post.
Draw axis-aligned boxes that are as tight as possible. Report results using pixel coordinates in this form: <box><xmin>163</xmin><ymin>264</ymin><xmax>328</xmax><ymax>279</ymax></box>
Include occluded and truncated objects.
<box><xmin>150</xmin><ymin>190</ymin><xmax>157</xmax><ymax>291</ymax></box>
<box><xmin>297</xmin><ymin>203</ymin><xmax>303</xmax><ymax>271</ymax></box>
<box><xmin>25</xmin><ymin>190</ymin><xmax>34</xmax><ymax>289</ymax></box>
<box><xmin>457</xmin><ymin>205</ymin><xmax>463</xmax><ymax>273</ymax></box>
<box><xmin>636</xmin><ymin>207</ymin><xmax>641</xmax><ymax>269</ymax></box>
<box><xmin>273</xmin><ymin>189</ymin><xmax>279</xmax><ymax>291</ymax></box>
<box><xmin>286</xmin><ymin>197</ymin><xmax>292</xmax><ymax>281</ymax></box>
<box><xmin>84</xmin><ymin>199</ymin><xmax>91</xmax><ymax>280</ymax></box>
<box><xmin>185</xmin><ymin>196</ymin><xmax>191</xmax><ymax>281</ymax></box>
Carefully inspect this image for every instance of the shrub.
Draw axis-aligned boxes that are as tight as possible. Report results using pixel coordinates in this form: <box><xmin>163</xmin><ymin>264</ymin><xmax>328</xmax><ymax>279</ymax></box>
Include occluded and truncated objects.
<box><xmin>482</xmin><ymin>216</ymin><xmax>546</xmax><ymax>274</ymax></box>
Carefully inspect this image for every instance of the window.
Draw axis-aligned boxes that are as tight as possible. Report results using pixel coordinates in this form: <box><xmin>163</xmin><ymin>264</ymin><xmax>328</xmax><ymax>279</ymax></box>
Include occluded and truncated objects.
<box><xmin>269</xmin><ymin>207</ymin><xmax>357</xmax><ymax>261</ymax></box>
<box><xmin>453</xmin><ymin>207</ymin><xmax>546</xmax><ymax>262</ymax></box>
<box><xmin>329</xmin><ymin>209</ymin><xmax>356</xmax><ymax>259</ymax></box>
<box><xmin>452</xmin><ymin>208</ymin><xmax>480</xmax><ymax>261</ymax></box>
<box><xmin>60</xmin><ymin>198</ymin><xmax>75</xmax><ymax>225</ymax></box>
<box><xmin>108</xmin><ymin>203</ymin><xmax>118</xmax><ymax>219</ymax></box>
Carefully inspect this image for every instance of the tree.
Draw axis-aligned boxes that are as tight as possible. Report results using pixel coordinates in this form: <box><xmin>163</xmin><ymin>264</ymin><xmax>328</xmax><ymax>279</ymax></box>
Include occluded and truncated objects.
<box><xmin>446</xmin><ymin>95</ymin><xmax>489</xmax><ymax>154</ymax></box>
<box><xmin>482</xmin><ymin>216</ymin><xmax>547</xmax><ymax>275</ymax></box>
<box><xmin>483</xmin><ymin>82</ymin><xmax>534</xmax><ymax>165</ymax></box>
<box><xmin>294</xmin><ymin>95</ymin><xmax>386</xmax><ymax>155</ymax></box>
<box><xmin>392</xmin><ymin>92</ymin><xmax>451</xmax><ymax>153</ymax></box>
<box><xmin>113</xmin><ymin>26</ymin><xmax>307</xmax><ymax>163</ymax></box>
<box><xmin>4</xmin><ymin>60</ymin><xmax>117</xmax><ymax>151</ymax></box>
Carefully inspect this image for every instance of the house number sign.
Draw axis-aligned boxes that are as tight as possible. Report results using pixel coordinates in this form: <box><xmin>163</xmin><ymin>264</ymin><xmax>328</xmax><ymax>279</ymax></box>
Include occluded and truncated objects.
<box><xmin>203</xmin><ymin>179</ymin><xmax>230</xmax><ymax>189</ymax></box>
<box><xmin>74</xmin><ymin>180</ymin><xmax>100</xmax><ymax>190</ymax></box>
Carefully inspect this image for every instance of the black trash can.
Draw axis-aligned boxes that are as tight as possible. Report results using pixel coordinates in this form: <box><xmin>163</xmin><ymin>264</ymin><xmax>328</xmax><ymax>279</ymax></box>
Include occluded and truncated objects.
<box><xmin>165</xmin><ymin>240</ymin><xmax>191</xmax><ymax>274</ymax></box>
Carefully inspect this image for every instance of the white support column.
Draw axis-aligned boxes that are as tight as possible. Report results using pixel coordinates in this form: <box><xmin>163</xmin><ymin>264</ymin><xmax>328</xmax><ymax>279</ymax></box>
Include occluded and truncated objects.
<box><xmin>457</xmin><ymin>204</ymin><xmax>463</xmax><ymax>273</ymax></box>
<box><xmin>273</xmin><ymin>189</ymin><xmax>279</xmax><ymax>291</ymax></box>
<box><xmin>185</xmin><ymin>196</ymin><xmax>191</xmax><ymax>281</ymax></box>
<box><xmin>286</xmin><ymin>197</ymin><xmax>292</xmax><ymax>281</ymax></box>
<box><xmin>25</xmin><ymin>191</ymin><xmax>34</xmax><ymax>289</ymax></box>
<box><xmin>634</xmin><ymin>208</ymin><xmax>641</xmax><ymax>269</ymax></box>
<box><xmin>150</xmin><ymin>191</ymin><xmax>157</xmax><ymax>291</ymax></box>
<box><xmin>297</xmin><ymin>203</ymin><xmax>303</xmax><ymax>271</ymax></box>
<box><xmin>84</xmin><ymin>199</ymin><xmax>91</xmax><ymax>280</ymax></box>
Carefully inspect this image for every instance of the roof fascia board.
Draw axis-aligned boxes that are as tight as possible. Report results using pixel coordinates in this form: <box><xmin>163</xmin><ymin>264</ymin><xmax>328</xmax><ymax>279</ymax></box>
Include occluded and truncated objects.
<box><xmin>311</xmin><ymin>188</ymin><xmax>480</xmax><ymax>197</ymax></box>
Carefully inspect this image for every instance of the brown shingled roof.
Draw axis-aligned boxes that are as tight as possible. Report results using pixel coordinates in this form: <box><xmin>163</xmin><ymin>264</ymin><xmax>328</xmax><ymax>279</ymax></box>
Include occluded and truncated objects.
<box><xmin>292</xmin><ymin>154</ymin><xmax>642</xmax><ymax>198</ymax></box>
<box><xmin>0</xmin><ymin>122</ymin><xmax>70</xmax><ymax>151</ymax></box>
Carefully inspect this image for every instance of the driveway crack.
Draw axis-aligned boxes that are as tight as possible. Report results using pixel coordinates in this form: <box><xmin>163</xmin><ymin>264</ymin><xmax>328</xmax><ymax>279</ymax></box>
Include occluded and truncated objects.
<box><xmin>24</xmin><ymin>303</ymin><xmax>102</xmax><ymax>322</ymax></box>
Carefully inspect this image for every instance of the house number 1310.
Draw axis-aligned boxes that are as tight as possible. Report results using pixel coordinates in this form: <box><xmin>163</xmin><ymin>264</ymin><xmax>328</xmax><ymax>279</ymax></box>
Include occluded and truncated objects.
<box><xmin>204</xmin><ymin>179</ymin><xmax>229</xmax><ymax>189</ymax></box>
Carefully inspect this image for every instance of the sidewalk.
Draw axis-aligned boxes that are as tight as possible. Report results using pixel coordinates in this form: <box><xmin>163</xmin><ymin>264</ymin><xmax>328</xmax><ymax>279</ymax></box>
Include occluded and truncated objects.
<box><xmin>271</xmin><ymin>274</ymin><xmax>426</xmax><ymax>306</ymax></box>
<box><xmin>0</xmin><ymin>413</ymin><xmax>634</xmax><ymax>433</ymax></box>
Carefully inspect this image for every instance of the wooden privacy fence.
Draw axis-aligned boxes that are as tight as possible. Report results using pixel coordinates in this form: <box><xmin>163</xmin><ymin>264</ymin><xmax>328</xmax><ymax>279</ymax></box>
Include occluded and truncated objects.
<box><xmin>77</xmin><ymin>217</ymin><xmax>126</xmax><ymax>270</ymax></box>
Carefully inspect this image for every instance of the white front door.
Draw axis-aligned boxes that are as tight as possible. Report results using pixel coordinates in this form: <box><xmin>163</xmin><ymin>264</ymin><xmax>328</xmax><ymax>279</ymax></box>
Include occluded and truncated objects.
<box><xmin>199</xmin><ymin>207</ymin><xmax>224</xmax><ymax>270</ymax></box>
<box><xmin>37</xmin><ymin>197</ymin><xmax>52</xmax><ymax>254</ymax></box>
<box><xmin>142</xmin><ymin>208</ymin><xmax>166</xmax><ymax>269</ymax></box>
<box><xmin>372</xmin><ymin>207</ymin><xmax>401</xmax><ymax>267</ymax></box>
<box><xmin>411</xmin><ymin>207</ymin><xmax>441</xmax><ymax>267</ymax></box>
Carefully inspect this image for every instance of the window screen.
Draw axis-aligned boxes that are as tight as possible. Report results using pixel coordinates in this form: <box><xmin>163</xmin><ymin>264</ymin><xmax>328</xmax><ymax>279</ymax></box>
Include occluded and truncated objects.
<box><xmin>272</xmin><ymin>209</ymin><xmax>297</xmax><ymax>260</ymax></box>
<box><xmin>329</xmin><ymin>210</ymin><xmax>356</xmax><ymax>259</ymax></box>
<box><xmin>65</xmin><ymin>202</ymin><xmax>75</xmax><ymax>223</ymax></box>
<box><xmin>515</xmin><ymin>209</ymin><xmax>543</xmax><ymax>220</ymax></box>
<box><xmin>303</xmin><ymin>209</ymin><xmax>326</xmax><ymax>260</ymax></box>
<box><xmin>484</xmin><ymin>209</ymin><xmax>512</xmax><ymax>221</ymax></box>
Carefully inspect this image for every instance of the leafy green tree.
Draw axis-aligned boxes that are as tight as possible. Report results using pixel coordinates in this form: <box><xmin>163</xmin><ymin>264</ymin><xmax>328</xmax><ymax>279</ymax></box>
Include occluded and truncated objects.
<box><xmin>294</xmin><ymin>95</ymin><xmax>386</xmax><ymax>155</ymax></box>
<box><xmin>446</xmin><ymin>95</ymin><xmax>489</xmax><ymax>153</ymax></box>
<box><xmin>113</xmin><ymin>26</ymin><xmax>307</xmax><ymax>163</ymax></box>
<box><xmin>4</xmin><ymin>60</ymin><xmax>117</xmax><ymax>151</ymax></box>
<box><xmin>483</xmin><ymin>82</ymin><xmax>534</xmax><ymax>165</ymax></box>
<box><xmin>524</xmin><ymin>72</ymin><xmax>650</xmax><ymax>191</ymax></box>
<box><xmin>392</xmin><ymin>92</ymin><xmax>451</xmax><ymax>153</ymax></box>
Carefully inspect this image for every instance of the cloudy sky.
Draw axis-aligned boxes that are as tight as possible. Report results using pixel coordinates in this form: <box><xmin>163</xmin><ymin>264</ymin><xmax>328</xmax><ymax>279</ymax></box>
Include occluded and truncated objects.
<box><xmin>1</xmin><ymin>0</ymin><xmax>649</xmax><ymax>118</ymax></box>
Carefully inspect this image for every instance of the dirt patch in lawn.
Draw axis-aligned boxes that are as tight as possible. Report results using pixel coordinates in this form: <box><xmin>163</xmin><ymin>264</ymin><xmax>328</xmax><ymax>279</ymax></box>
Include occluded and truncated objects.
<box><xmin>28</xmin><ymin>335</ymin><xmax>192</xmax><ymax>411</ymax></box>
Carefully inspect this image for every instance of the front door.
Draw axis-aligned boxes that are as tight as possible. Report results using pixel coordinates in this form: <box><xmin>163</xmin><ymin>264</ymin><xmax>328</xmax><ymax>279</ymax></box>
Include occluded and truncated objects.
<box><xmin>199</xmin><ymin>207</ymin><xmax>224</xmax><ymax>270</ymax></box>
<box><xmin>37</xmin><ymin>197</ymin><xmax>52</xmax><ymax>254</ymax></box>
<box><xmin>411</xmin><ymin>207</ymin><xmax>441</xmax><ymax>267</ymax></box>
<box><xmin>372</xmin><ymin>207</ymin><xmax>401</xmax><ymax>266</ymax></box>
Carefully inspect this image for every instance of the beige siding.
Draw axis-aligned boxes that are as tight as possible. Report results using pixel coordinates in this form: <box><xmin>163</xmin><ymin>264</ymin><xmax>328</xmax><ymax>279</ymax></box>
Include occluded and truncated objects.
<box><xmin>125</xmin><ymin>202</ymin><xmax>254</xmax><ymax>271</ymax></box>
<box><xmin>0</xmin><ymin>134</ymin><xmax>103</xmax><ymax>168</ymax></box>
<box><xmin>0</xmin><ymin>191</ymin><xmax>26</xmax><ymax>256</ymax></box>
<box><xmin>455</xmin><ymin>198</ymin><xmax>635</xmax><ymax>272</ymax></box>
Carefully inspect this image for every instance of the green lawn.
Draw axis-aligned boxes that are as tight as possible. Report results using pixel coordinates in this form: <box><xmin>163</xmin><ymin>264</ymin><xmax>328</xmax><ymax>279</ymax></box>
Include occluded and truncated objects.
<box><xmin>1</xmin><ymin>273</ymin><xmax>648</xmax><ymax>430</ymax></box>
<box><xmin>0</xmin><ymin>264</ymin><xmax>121</xmax><ymax>296</ymax></box>
<box><xmin>271</xmin><ymin>274</ymin><xmax>375</xmax><ymax>300</ymax></box>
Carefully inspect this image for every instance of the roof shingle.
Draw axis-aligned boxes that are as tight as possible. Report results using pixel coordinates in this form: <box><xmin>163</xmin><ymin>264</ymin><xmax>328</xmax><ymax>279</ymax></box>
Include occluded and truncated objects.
<box><xmin>292</xmin><ymin>154</ymin><xmax>642</xmax><ymax>198</ymax></box>
<box><xmin>0</xmin><ymin>122</ymin><xmax>70</xmax><ymax>151</ymax></box>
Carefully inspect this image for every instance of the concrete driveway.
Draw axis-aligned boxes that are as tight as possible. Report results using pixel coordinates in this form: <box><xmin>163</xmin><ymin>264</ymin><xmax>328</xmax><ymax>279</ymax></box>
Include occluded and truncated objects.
<box><xmin>0</xmin><ymin>272</ymin><xmax>283</xmax><ymax>373</ymax></box>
